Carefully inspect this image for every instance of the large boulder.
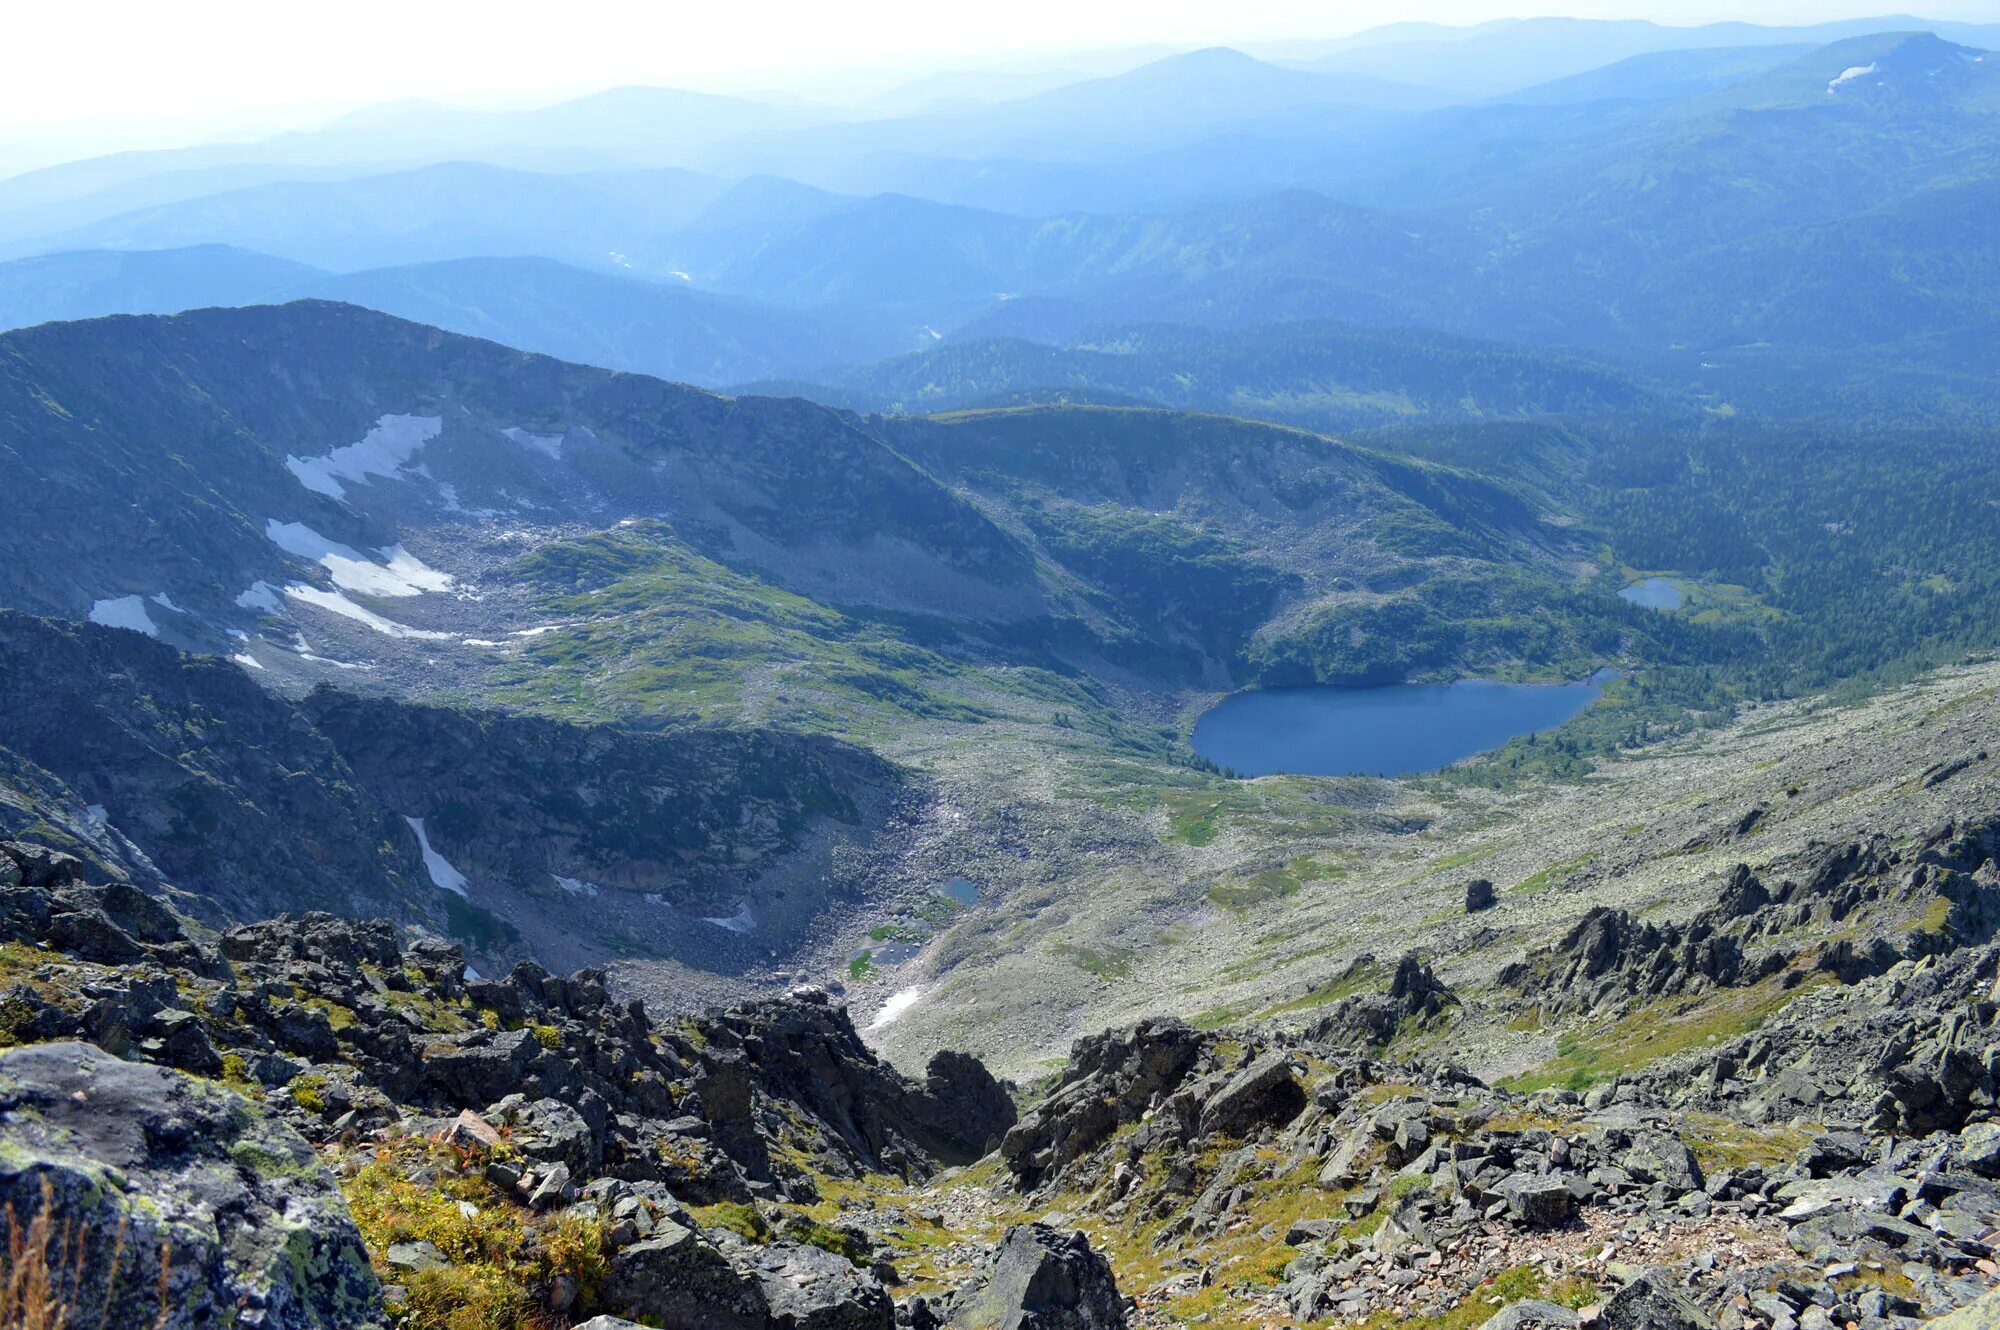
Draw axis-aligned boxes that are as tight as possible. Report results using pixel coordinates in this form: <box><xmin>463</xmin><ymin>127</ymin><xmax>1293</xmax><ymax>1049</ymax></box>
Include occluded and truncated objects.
<box><xmin>916</xmin><ymin>1049</ymin><xmax>1018</xmax><ymax>1160</ymax></box>
<box><xmin>948</xmin><ymin>1223</ymin><xmax>1126</xmax><ymax>1330</ymax></box>
<box><xmin>745</xmin><ymin>1241</ymin><xmax>895</xmax><ymax>1330</ymax></box>
<box><xmin>603</xmin><ymin>1223</ymin><xmax>767</xmax><ymax>1330</ymax></box>
<box><xmin>603</xmin><ymin>1224</ymin><xmax>892</xmax><ymax>1330</ymax></box>
<box><xmin>1601</xmin><ymin>1270</ymin><xmax>1713</xmax><ymax>1330</ymax></box>
<box><xmin>0</xmin><ymin>1041</ymin><xmax>383</xmax><ymax>1330</ymax></box>
<box><xmin>1198</xmin><ymin>1050</ymin><xmax>1305</xmax><ymax>1138</ymax></box>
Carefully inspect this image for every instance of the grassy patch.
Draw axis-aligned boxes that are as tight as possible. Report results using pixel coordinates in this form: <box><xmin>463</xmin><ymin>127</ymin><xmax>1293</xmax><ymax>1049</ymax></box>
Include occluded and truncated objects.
<box><xmin>1513</xmin><ymin>853</ymin><xmax>1593</xmax><ymax>897</ymax></box>
<box><xmin>1052</xmin><ymin>943</ymin><xmax>1135</xmax><ymax>980</ymax></box>
<box><xmin>1207</xmin><ymin>857</ymin><xmax>1343</xmax><ymax>911</ymax></box>
<box><xmin>1498</xmin><ymin>974</ymin><xmax>1828</xmax><ymax>1092</ymax></box>
<box><xmin>341</xmin><ymin>1137</ymin><xmax>612</xmax><ymax>1330</ymax></box>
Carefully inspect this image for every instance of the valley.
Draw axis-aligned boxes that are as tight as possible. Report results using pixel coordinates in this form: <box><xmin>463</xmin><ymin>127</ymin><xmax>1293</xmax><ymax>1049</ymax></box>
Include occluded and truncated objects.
<box><xmin>2</xmin><ymin>11</ymin><xmax>1999</xmax><ymax>1330</ymax></box>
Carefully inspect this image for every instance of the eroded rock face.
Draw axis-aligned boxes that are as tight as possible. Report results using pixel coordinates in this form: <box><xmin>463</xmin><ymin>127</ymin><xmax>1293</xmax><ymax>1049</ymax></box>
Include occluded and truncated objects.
<box><xmin>0</xmin><ymin>1041</ymin><xmax>383</xmax><ymax>1330</ymax></box>
<box><xmin>1000</xmin><ymin>1018</ymin><xmax>1203</xmax><ymax>1189</ymax></box>
<box><xmin>946</xmin><ymin>1224</ymin><xmax>1126</xmax><ymax>1330</ymax></box>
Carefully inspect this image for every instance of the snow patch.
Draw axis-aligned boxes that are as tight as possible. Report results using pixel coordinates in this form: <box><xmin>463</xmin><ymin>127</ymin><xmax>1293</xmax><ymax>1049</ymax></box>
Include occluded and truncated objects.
<box><xmin>283</xmin><ymin>585</ymin><xmax>451</xmax><ymax>639</ymax></box>
<box><xmin>553</xmin><ymin>874</ymin><xmax>602</xmax><ymax>898</ymax></box>
<box><xmin>236</xmin><ymin>582</ymin><xmax>283</xmax><ymax>613</ymax></box>
<box><xmin>231</xmin><ymin>652</ymin><xmax>266</xmax><ymax>671</ymax></box>
<box><xmin>286</xmin><ymin>414</ymin><xmax>443</xmax><ymax>499</ymax></box>
<box><xmin>868</xmin><ymin>987</ymin><xmax>923</xmax><ymax>1032</ymax></box>
<box><xmin>89</xmin><ymin>596</ymin><xmax>159</xmax><ymax>637</ymax></box>
<box><xmin>513</xmin><ymin>625</ymin><xmax>560</xmax><ymax>638</ymax></box>
<box><xmin>265</xmin><ymin>521</ymin><xmax>454</xmax><ymax>597</ymax></box>
<box><xmin>404</xmin><ymin>816</ymin><xmax>469</xmax><ymax>896</ymax></box>
<box><xmin>701</xmin><ymin>903</ymin><xmax>756</xmax><ymax>933</ymax></box>
<box><xmin>502</xmin><ymin>427</ymin><xmax>564</xmax><ymax>459</ymax></box>
<box><xmin>149</xmin><ymin>593</ymin><xmax>184</xmax><ymax>613</ymax></box>
<box><xmin>1828</xmin><ymin>62</ymin><xmax>1877</xmax><ymax>93</ymax></box>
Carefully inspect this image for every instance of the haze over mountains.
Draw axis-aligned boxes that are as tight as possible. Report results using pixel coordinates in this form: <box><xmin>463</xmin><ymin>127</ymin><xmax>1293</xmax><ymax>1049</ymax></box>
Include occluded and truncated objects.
<box><xmin>2</xmin><ymin>14</ymin><xmax>1996</xmax><ymax>403</ymax></box>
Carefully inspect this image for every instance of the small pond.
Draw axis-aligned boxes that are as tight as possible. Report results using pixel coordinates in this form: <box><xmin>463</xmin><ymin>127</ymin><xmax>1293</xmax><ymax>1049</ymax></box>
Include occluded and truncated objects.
<box><xmin>1191</xmin><ymin>678</ymin><xmax>1604</xmax><ymax>778</ymax></box>
<box><xmin>1619</xmin><ymin>577</ymin><xmax>1684</xmax><ymax>610</ymax></box>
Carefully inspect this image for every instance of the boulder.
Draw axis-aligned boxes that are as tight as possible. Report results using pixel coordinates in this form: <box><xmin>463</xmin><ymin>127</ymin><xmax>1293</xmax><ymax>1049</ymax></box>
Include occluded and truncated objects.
<box><xmin>1482</xmin><ymin>1301</ymin><xmax>1579</xmax><ymax>1329</ymax></box>
<box><xmin>746</xmin><ymin>1241</ymin><xmax>895</xmax><ymax>1330</ymax></box>
<box><xmin>604</xmin><ymin>1224</ymin><xmax>892</xmax><ymax>1330</ymax></box>
<box><xmin>948</xmin><ymin>1223</ymin><xmax>1126</xmax><ymax>1330</ymax></box>
<box><xmin>0</xmin><ymin>1041</ymin><xmax>384</xmax><ymax>1330</ymax></box>
<box><xmin>918</xmin><ymin>1049</ymin><xmax>1018</xmax><ymax>1159</ymax></box>
<box><xmin>1197</xmin><ymin>1051</ymin><xmax>1305</xmax><ymax>1138</ymax></box>
<box><xmin>1959</xmin><ymin>1121</ymin><xmax>2000</xmax><ymax>1179</ymax></box>
<box><xmin>1930</xmin><ymin>1286</ymin><xmax>2000</xmax><ymax>1328</ymax></box>
<box><xmin>604</xmin><ymin>1223</ymin><xmax>768</xmax><ymax>1330</ymax></box>
<box><xmin>1602</xmin><ymin>1270</ymin><xmax>1713</xmax><ymax>1330</ymax></box>
<box><xmin>1502</xmin><ymin>1175</ymin><xmax>1575</xmax><ymax>1227</ymax></box>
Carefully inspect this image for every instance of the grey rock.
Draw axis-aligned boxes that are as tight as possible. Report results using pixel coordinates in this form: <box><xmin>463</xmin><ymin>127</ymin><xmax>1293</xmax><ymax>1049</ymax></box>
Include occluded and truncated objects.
<box><xmin>1482</xmin><ymin>1300</ymin><xmax>1579</xmax><ymax>1329</ymax></box>
<box><xmin>604</xmin><ymin>1223</ymin><xmax>767</xmax><ymax>1330</ymax></box>
<box><xmin>1602</xmin><ymin>1269</ymin><xmax>1714</xmax><ymax>1330</ymax></box>
<box><xmin>0</xmin><ymin>1040</ymin><xmax>384</xmax><ymax>1330</ymax></box>
<box><xmin>1198</xmin><ymin>1051</ymin><xmax>1305</xmax><ymax>1138</ymax></box>
<box><xmin>1504</xmin><ymin>1175</ymin><xmax>1576</xmax><ymax>1227</ymax></box>
<box><xmin>1959</xmin><ymin>1122</ymin><xmax>2000</xmax><ymax>1179</ymax></box>
<box><xmin>747</xmin><ymin>1241</ymin><xmax>895</xmax><ymax>1330</ymax></box>
<box><xmin>948</xmin><ymin>1223</ymin><xmax>1126</xmax><ymax>1330</ymax></box>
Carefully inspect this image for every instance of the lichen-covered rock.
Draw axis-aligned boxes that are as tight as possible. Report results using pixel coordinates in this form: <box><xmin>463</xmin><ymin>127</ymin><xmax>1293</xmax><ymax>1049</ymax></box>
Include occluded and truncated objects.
<box><xmin>604</xmin><ymin>1223</ymin><xmax>767</xmax><ymax>1329</ymax></box>
<box><xmin>1601</xmin><ymin>1269</ymin><xmax>1713</xmax><ymax>1330</ymax></box>
<box><xmin>947</xmin><ymin>1224</ymin><xmax>1126</xmax><ymax>1330</ymax></box>
<box><xmin>602</xmin><ymin>1222</ymin><xmax>893</xmax><ymax>1330</ymax></box>
<box><xmin>0</xmin><ymin>1041</ymin><xmax>384</xmax><ymax>1330</ymax></box>
<box><xmin>745</xmin><ymin>1240</ymin><xmax>895</xmax><ymax>1330</ymax></box>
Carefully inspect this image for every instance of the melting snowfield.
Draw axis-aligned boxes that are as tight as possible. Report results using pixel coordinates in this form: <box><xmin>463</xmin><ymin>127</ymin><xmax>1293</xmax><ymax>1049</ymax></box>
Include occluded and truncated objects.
<box><xmin>286</xmin><ymin>414</ymin><xmax>443</xmax><ymax>499</ymax></box>
<box><xmin>265</xmin><ymin>521</ymin><xmax>453</xmax><ymax>597</ymax></box>
<box><xmin>868</xmin><ymin>987</ymin><xmax>924</xmax><ymax>1032</ymax></box>
<box><xmin>88</xmin><ymin>595</ymin><xmax>160</xmax><ymax>637</ymax></box>
<box><xmin>285</xmin><ymin>585</ymin><xmax>451</xmax><ymax>639</ymax></box>
<box><xmin>701</xmin><ymin>903</ymin><xmax>757</xmax><ymax>933</ymax></box>
<box><xmin>1827</xmin><ymin>62</ymin><xmax>1878</xmax><ymax>93</ymax></box>
<box><xmin>403</xmin><ymin>816</ymin><xmax>469</xmax><ymax>896</ymax></box>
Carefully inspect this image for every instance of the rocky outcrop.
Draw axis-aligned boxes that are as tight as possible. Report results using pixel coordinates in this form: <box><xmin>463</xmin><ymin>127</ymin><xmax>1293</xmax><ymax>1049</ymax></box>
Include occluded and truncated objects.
<box><xmin>1000</xmin><ymin>1018</ymin><xmax>1205</xmax><ymax>1190</ymax></box>
<box><xmin>1306</xmin><ymin>953</ymin><xmax>1459</xmax><ymax>1047</ymax></box>
<box><xmin>946</xmin><ymin>1225</ymin><xmax>1126</xmax><ymax>1330</ymax></box>
<box><xmin>0</xmin><ymin>1041</ymin><xmax>383</xmax><ymax>1330</ymax></box>
<box><xmin>0</xmin><ymin>842</ymin><xmax>1001</xmax><ymax>1208</ymax></box>
<box><xmin>1502</xmin><ymin>826</ymin><xmax>2000</xmax><ymax>1017</ymax></box>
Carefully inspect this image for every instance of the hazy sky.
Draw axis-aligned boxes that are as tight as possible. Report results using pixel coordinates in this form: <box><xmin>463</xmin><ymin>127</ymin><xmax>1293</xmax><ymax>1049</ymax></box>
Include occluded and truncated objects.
<box><xmin>6</xmin><ymin>0</ymin><xmax>1999</xmax><ymax>155</ymax></box>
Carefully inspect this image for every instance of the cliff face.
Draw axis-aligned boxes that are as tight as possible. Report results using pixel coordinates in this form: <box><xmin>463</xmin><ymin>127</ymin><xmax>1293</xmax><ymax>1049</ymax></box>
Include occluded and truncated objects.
<box><xmin>0</xmin><ymin>611</ymin><xmax>917</xmax><ymax>977</ymax></box>
<box><xmin>303</xmin><ymin>688</ymin><xmax>911</xmax><ymax>937</ymax></box>
<box><xmin>0</xmin><ymin>609</ymin><xmax>429</xmax><ymax>923</ymax></box>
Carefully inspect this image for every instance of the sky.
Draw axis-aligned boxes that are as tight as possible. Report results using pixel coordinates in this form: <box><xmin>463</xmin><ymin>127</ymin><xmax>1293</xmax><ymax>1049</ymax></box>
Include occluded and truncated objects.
<box><xmin>4</xmin><ymin>0</ymin><xmax>1999</xmax><ymax>162</ymax></box>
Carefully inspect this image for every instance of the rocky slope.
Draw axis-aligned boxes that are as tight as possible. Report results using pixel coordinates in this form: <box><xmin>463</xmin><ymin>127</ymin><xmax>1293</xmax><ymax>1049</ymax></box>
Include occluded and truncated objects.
<box><xmin>6</xmin><ymin>793</ymin><xmax>2000</xmax><ymax>1330</ymax></box>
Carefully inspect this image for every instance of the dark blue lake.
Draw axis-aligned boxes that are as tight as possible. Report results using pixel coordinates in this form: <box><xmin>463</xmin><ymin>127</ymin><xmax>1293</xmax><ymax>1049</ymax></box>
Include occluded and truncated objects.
<box><xmin>1191</xmin><ymin>679</ymin><xmax>1604</xmax><ymax>777</ymax></box>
